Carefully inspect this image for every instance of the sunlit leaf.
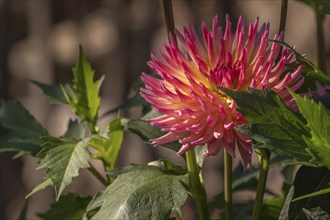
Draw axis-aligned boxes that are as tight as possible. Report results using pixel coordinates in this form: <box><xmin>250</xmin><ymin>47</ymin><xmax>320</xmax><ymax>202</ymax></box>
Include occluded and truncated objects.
<box><xmin>292</xmin><ymin>93</ymin><xmax>330</xmax><ymax>168</ymax></box>
<box><xmin>25</xmin><ymin>178</ymin><xmax>53</xmax><ymax>199</ymax></box>
<box><xmin>87</xmin><ymin>164</ymin><xmax>189</xmax><ymax>220</ymax></box>
<box><xmin>37</xmin><ymin>137</ymin><xmax>91</xmax><ymax>200</ymax></box>
<box><xmin>89</xmin><ymin>118</ymin><xmax>124</xmax><ymax>171</ymax></box>
<box><xmin>62</xmin><ymin>45</ymin><xmax>104</xmax><ymax>132</ymax></box>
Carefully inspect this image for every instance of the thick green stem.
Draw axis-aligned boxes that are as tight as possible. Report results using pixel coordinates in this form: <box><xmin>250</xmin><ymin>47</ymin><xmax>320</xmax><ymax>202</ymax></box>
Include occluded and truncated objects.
<box><xmin>88</xmin><ymin>164</ymin><xmax>109</xmax><ymax>186</ymax></box>
<box><xmin>224</xmin><ymin>149</ymin><xmax>233</xmax><ymax>220</ymax></box>
<box><xmin>252</xmin><ymin>149</ymin><xmax>271</xmax><ymax>220</ymax></box>
<box><xmin>186</xmin><ymin>149</ymin><xmax>209</xmax><ymax>220</ymax></box>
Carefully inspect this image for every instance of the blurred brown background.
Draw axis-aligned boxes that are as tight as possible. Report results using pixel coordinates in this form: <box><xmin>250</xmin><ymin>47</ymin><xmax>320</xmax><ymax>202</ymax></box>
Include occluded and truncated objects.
<box><xmin>0</xmin><ymin>0</ymin><xmax>329</xmax><ymax>219</ymax></box>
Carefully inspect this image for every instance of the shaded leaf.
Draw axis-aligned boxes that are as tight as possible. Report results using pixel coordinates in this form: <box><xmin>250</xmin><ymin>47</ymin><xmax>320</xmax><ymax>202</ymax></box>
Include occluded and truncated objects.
<box><xmin>18</xmin><ymin>199</ymin><xmax>29</xmax><ymax>220</ymax></box>
<box><xmin>32</xmin><ymin>81</ymin><xmax>69</xmax><ymax>104</ymax></box>
<box><xmin>292</xmin><ymin>93</ymin><xmax>330</xmax><ymax>168</ymax></box>
<box><xmin>260</xmin><ymin>197</ymin><xmax>285</xmax><ymax>220</ymax></box>
<box><xmin>123</xmin><ymin>118</ymin><xmax>182</xmax><ymax>152</ymax></box>
<box><xmin>0</xmin><ymin>100</ymin><xmax>47</xmax><ymax>157</ymax></box>
<box><xmin>289</xmin><ymin>166</ymin><xmax>330</xmax><ymax>219</ymax></box>
<box><xmin>297</xmin><ymin>0</ymin><xmax>330</xmax><ymax>14</ymax></box>
<box><xmin>37</xmin><ymin>137</ymin><xmax>91</xmax><ymax>200</ymax></box>
<box><xmin>100</xmin><ymin>92</ymin><xmax>150</xmax><ymax>118</ymax></box>
<box><xmin>37</xmin><ymin>193</ymin><xmax>92</xmax><ymax>220</ymax></box>
<box><xmin>64</xmin><ymin>120</ymin><xmax>85</xmax><ymax>140</ymax></box>
<box><xmin>220</xmin><ymin>88</ymin><xmax>320</xmax><ymax>167</ymax></box>
<box><xmin>62</xmin><ymin>46</ymin><xmax>104</xmax><ymax>132</ymax></box>
<box><xmin>0</xmin><ymin>100</ymin><xmax>47</xmax><ymax>137</ymax></box>
<box><xmin>87</xmin><ymin>164</ymin><xmax>189</xmax><ymax>220</ymax></box>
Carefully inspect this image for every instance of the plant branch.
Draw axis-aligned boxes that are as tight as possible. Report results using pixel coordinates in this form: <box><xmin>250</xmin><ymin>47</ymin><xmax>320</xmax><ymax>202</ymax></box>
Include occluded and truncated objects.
<box><xmin>162</xmin><ymin>0</ymin><xmax>177</xmax><ymax>43</ymax></box>
<box><xmin>224</xmin><ymin>149</ymin><xmax>232</xmax><ymax>220</ymax></box>
<box><xmin>186</xmin><ymin>149</ymin><xmax>209</xmax><ymax>220</ymax></box>
<box><xmin>88</xmin><ymin>164</ymin><xmax>109</xmax><ymax>186</ymax></box>
<box><xmin>315</xmin><ymin>4</ymin><xmax>325</xmax><ymax>72</ymax></box>
<box><xmin>279</xmin><ymin>0</ymin><xmax>288</xmax><ymax>35</ymax></box>
<box><xmin>252</xmin><ymin>149</ymin><xmax>271</xmax><ymax>220</ymax></box>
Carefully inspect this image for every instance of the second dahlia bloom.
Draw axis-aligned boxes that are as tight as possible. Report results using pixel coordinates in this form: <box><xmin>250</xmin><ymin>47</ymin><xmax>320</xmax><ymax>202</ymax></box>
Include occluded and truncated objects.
<box><xmin>141</xmin><ymin>15</ymin><xmax>304</xmax><ymax>167</ymax></box>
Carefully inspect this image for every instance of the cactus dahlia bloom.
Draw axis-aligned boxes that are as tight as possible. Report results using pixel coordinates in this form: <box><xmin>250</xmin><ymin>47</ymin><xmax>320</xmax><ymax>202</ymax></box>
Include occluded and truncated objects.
<box><xmin>141</xmin><ymin>15</ymin><xmax>304</xmax><ymax>167</ymax></box>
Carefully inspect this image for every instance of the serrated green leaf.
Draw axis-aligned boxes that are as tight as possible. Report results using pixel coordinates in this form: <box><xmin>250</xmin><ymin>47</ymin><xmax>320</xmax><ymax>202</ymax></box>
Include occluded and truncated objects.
<box><xmin>87</xmin><ymin>164</ymin><xmax>189</xmax><ymax>220</ymax></box>
<box><xmin>63</xmin><ymin>120</ymin><xmax>85</xmax><ymax>140</ymax></box>
<box><xmin>89</xmin><ymin>118</ymin><xmax>124</xmax><ymax>171</ymax></box>
<box><xmin>62</xmin><ymin>46</ymin><xmax>104</xmax><ymax>132</ymax></box>
<box><xmin>123</xmin><ymin>118</ymin><xmax>182</xmax><ymax>152</ymax></box>
<box><xmin>0</xmin><ymin>100</ymin><xmax>47</xmax><ymax>157</ymax></box>
<box><xmin>289</xmin><ymin>166</ymin><xmax>330</xmax><ymax>219</ymax></box>
<box><xmin>25</xmin><ymin>178</ymin><xmax>53</xmax><ymax>199</ymax></box>
<box><xmin>32</xmin><ymin>81</ymin><xmax>69</xmax><ymax>104</ymax></box>
<box><xmin>0</xmin><ymin>100</ymin><xmax>47</xmax><ymax>137</ymax></box>
<box><xmin>37</xmin><ymin>137</ymin><xmax>91</xmax><ymax>200</ymax></box>
<box><xmin>37</xmin><ymin>193</ymin><xmax>92</xmax><ymax>220</ymax></box>
<box><xmin>219</xmin><ymin>88</ymin><xmax>317</xmax><ymax>166</ymax></box>
<box><xmin>292</xmin><ymin>93</ymin><xmax>330</xmax><ymax>168</ymax></box>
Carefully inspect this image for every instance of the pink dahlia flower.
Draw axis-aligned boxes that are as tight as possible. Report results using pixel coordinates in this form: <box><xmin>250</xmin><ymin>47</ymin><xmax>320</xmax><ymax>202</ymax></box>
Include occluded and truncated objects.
<box><xmin>141</xmin><ymin>15</ymin><xmax>304</xmax><ymax>167</ymax></box>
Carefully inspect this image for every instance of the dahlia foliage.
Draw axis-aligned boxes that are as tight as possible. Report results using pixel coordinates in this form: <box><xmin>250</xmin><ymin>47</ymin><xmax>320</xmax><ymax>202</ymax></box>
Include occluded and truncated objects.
<box><xmin>141</xmin><ymin>15</ymin><xmax>304</xmax><ymax>167</ymax></box>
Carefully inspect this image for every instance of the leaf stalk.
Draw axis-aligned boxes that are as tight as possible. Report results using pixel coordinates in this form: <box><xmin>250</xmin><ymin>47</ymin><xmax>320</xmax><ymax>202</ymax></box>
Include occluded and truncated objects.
<box><xmin>87</xmin><ymin>164</ymin><xmax>109</xmax><ymax>186</ymax></box>
<box><xmin>252</xmin><ymin>149</ymin><xmax>270</xmax><ymax>220</ymax></box>
<box><xmin>224</xmin><ymin>149</ymin><xmax>233</xmax><ymax>220</ymax></box>
<box><xmin>186</xmin><ymin>149</ymin><xmax>209</xmax><ymax>220</ymax></box>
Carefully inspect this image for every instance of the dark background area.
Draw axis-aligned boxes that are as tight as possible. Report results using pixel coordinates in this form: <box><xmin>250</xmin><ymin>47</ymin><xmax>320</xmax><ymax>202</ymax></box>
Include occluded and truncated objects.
<box><xmin>1</xmin><ymin>0</ymin><xmax>329</xmax><ymax>219</ymax></box>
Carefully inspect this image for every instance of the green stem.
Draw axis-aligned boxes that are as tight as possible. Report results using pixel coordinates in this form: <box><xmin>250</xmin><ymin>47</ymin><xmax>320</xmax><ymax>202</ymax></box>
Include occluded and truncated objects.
<box><xmin>224</xmin><ymin>149</ymin><xmax>233</xmax><ymax>220</ymax></box>
<box><xmin>88</xmin><ymin>164</ymin><xmax>109</xmax><ymax>186</ymax></box>
<box><xmin>252</xmin><ymin>149</ymin><xmax>271</xmax><ymax>220</ymax></box>
<box><xmin>186</xmin><ymin>149</ymin><xmax>209</xmax><ymax>220</ymax></box>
